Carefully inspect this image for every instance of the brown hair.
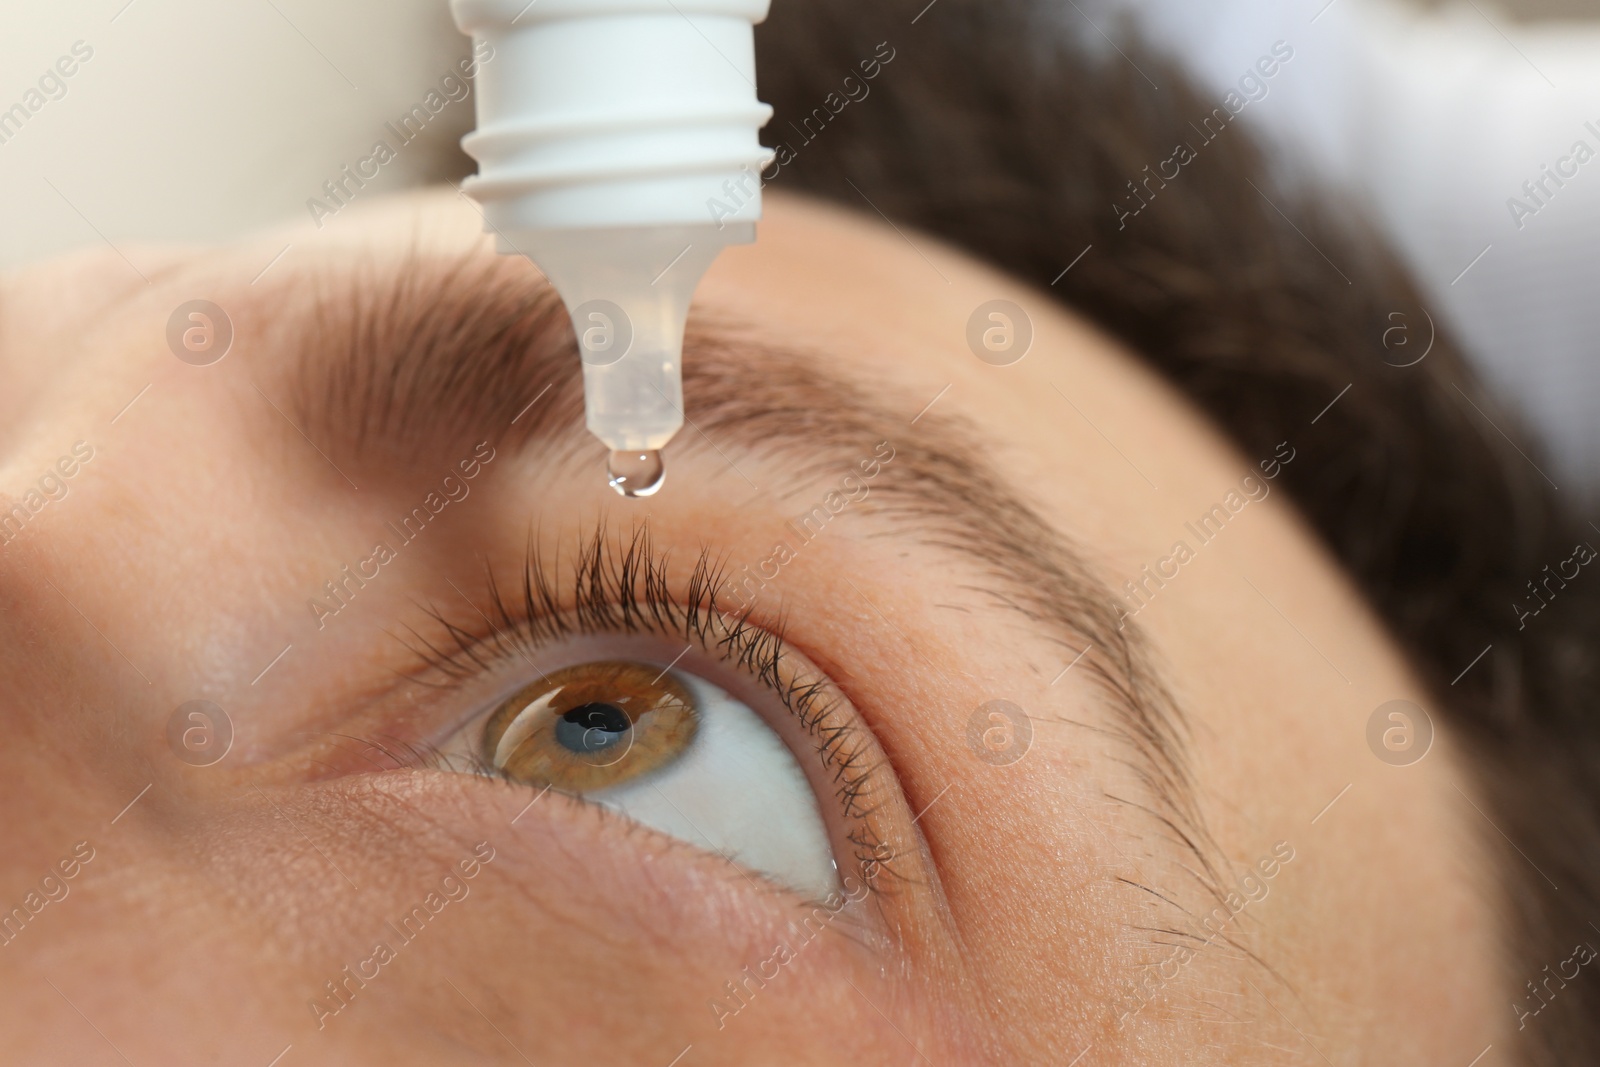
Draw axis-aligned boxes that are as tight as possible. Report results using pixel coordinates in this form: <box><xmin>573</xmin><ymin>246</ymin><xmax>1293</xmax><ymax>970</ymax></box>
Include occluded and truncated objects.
<box><xmin>757</xmin><ymin>2</ymin><xmax>1600</xmax><ymax>1060</ymax></box>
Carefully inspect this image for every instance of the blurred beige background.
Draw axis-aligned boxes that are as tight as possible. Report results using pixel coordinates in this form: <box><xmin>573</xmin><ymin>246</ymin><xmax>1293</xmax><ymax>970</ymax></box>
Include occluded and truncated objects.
<box><xmin>0</xmin><ymin>0</ymin><xmax>1591</xmax><ymax>271</ymax></box>
<box><xmin>1446</xmin><ymin>0</ymin><xmax>1591</xmax><ymax>14</ymax></box>
<box><xmin>0</xmin><ymin>0</ymin><xmax>473</xmax><ymax>271</ymax></box>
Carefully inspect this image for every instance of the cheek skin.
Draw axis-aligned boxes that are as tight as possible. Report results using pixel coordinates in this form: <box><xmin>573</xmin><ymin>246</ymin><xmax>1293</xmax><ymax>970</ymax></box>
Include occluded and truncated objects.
<box><xmin>0</xmin><ymin>715</ymin><xmax>951</xmax><ymax>1062</ymax></box>
<box><xmin>60</xmin><ymin>771</ymin><xmax>967</xmax><ymax>1066</ymax></box>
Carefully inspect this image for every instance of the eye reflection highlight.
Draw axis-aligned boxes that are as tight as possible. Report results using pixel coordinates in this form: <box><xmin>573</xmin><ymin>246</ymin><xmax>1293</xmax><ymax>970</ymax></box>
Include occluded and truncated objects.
<box><xmin>483</xmin><ymin>662</ymin><xmax>697</xmax><ymax>791</ymax></box>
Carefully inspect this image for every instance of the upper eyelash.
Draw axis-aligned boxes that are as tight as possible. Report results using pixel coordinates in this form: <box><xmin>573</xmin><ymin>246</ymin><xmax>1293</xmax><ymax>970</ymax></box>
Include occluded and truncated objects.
<box><xmin>388</xmin><ymin>525</ymin><xmax>903</xmax><ymax>884</ymax></box>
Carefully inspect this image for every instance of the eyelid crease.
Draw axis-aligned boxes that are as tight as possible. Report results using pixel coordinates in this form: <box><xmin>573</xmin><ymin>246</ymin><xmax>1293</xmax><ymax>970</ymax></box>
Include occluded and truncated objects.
<box><xmin>388</xmin><ymin>523</ymin><xmax>911</xmax><ymax>894</ymax></box>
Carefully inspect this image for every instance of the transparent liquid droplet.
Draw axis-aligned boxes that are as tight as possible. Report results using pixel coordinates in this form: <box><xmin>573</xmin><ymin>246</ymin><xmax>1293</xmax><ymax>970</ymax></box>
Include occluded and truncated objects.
<box><xmin>607</xmin><ymin>449</ymin><xmax>665</xmax><ymax>498</ymax></box>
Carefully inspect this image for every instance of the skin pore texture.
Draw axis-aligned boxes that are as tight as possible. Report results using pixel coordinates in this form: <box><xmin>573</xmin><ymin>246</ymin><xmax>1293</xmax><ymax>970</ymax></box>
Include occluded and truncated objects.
<box><xmin>0</xmin><ymin>188</ymin><xmax>1504</xmax><ymax>1065</ymax></box>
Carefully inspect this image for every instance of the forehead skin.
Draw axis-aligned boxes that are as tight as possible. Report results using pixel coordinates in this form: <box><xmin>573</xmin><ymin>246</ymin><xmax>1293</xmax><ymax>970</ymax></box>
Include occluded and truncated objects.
<box><xmin>0</xmin><ymin>189</ymin><xmax>1501</xmax><ymax>1064</ymax></box>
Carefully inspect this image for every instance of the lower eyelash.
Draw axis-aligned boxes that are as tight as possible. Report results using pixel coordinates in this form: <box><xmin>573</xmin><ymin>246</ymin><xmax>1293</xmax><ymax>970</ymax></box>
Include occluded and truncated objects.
<box><xmin>390</xmin><ymin>525</ymin><xmax>904</xmax><ymax>892</ymax></box>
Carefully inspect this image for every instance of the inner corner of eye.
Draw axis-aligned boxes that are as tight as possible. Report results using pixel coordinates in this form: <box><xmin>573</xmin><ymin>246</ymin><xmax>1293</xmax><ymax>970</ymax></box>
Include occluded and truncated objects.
<box><xmin>457</xmin><ymin>657</ymin><xmax>843</xmax><ymax>899</ymax></box>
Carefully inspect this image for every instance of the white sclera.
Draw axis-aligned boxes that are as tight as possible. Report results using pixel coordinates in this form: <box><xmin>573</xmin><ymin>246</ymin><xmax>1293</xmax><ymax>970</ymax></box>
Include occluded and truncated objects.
<box><xmin>590</xmin><ymin>670</ymin><xmax>839</xmax><ymax>900</ymax></box>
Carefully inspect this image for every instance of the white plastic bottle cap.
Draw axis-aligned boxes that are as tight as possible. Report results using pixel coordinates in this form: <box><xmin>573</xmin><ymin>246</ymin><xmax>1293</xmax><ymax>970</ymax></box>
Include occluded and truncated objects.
<box><xmin>452</xmin><ymin>0</ymin><xmax>775</xmax><ymax>457</ymax></box>
<box><xmin>453</xmin><ymin>0</ymin><xmax>774</xmax><ymax>231</ymax></box>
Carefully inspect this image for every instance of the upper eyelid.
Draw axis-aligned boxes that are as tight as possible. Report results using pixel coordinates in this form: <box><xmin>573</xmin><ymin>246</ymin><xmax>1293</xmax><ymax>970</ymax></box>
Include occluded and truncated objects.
<box><xmin>400</xmin><ymin>528</ymin><xmax>751</xmax><ymax>686</ymax></box>
<box><xmin>394</xmin><ymin>526</ymin><xmax>846</xmax><ymax>779</ymax></box>
<box><xmin>383</xmin><ymin>526</ymin><xmax>908</xmax><ymax>879</ymax></box>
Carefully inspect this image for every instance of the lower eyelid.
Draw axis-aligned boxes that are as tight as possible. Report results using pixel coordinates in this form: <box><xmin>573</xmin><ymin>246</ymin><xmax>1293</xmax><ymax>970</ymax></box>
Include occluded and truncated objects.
<box><xmin>292</xmin><ymin>621</ymin><xmax>905</xmax><ymax>900</ymax></box>
<box><xmin>422</xmin><ymin>627</ymin><xmax>904</xmax><ymax>893</ymax></box>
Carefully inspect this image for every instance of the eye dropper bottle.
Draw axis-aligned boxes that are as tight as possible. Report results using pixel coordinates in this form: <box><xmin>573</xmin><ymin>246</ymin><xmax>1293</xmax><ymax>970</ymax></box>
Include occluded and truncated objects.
<box><xmin>450</xmin><ymin>0</ymin><xmax>775</xmax><ymax>497</ymax></box>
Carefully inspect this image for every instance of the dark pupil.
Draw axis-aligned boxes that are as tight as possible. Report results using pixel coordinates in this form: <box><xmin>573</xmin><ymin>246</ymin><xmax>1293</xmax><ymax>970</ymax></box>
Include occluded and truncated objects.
<box><xmin>555</xmin><ymin>702</ymin><xmax>631</xmax><ymax>753</ymax></box>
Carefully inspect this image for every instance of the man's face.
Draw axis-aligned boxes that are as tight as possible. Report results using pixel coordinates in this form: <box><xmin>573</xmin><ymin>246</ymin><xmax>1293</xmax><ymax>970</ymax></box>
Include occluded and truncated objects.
<box><xmin>0</xmin><ymin>189</ymin><xmax>1502</xmax><ymax>1064</ymax></box>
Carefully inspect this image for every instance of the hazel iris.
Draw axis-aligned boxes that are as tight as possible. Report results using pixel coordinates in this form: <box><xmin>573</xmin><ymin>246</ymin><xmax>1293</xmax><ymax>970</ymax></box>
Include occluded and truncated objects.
<box><xmin>481</xmin><ymin>662</ymin><xmax>697</xmax><ymax>791</ymax></box>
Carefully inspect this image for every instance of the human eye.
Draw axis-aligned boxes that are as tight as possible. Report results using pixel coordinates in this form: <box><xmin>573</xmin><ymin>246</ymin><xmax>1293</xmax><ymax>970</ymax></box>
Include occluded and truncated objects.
<box><xmin>334</xmin><ymin>528</ymin><xmax>906</xmax><ymax>904</ymax></box>
<box><xmin>433</xmin><ymin>653</ymin><xmax>847</xmax><ymax>899</ymax></box>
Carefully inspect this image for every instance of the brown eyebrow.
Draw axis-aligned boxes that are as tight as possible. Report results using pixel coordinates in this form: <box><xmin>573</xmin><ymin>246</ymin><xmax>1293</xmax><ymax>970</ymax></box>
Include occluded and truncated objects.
<box><xmin>290</xmin><ymin>251</ymin><xmax>577</xmax><ymax>463</ymax></box>
<box><xmin>280</xmin><ymin>245</ymin><xmax>1220</xmax><ymax>894</ymax></box>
